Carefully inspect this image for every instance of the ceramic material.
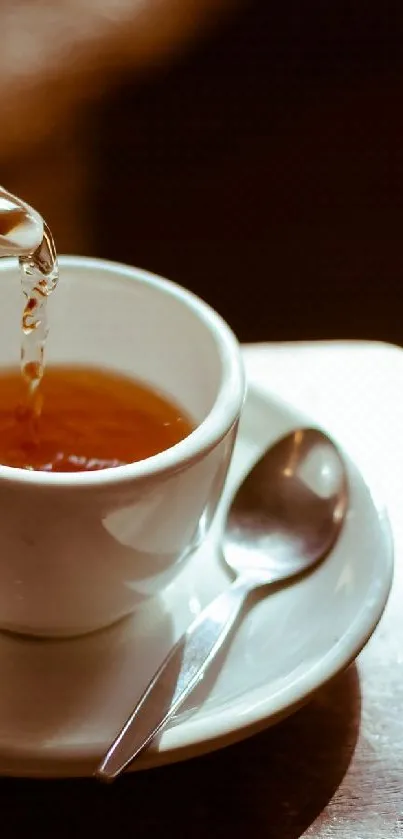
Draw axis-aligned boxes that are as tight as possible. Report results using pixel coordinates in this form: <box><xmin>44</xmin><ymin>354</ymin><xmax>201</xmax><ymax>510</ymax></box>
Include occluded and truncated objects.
<box><xmin>0</xmin><ymin>256</ymin><xmax>245</xmax><ymax>636</ymax></box>
<box><xmin>0</xmin><ymin>383</ymin><xmax>392</xmax><ymax>778</ymax></box>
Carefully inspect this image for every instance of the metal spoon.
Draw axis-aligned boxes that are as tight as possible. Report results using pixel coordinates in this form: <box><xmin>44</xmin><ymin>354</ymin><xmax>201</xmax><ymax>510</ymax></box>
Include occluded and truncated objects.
<box><xmin>96</xmin><ymin>426</ymin><xmax>348</xmax><ymax>781</ymax></box>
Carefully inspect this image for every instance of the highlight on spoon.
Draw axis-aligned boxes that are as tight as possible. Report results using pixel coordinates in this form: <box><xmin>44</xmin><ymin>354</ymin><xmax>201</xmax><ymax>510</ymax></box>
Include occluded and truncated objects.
<box><xmin>0</xmin><ymin>189</ymin><xmax>44</xmax><ymax>257</ymax></box>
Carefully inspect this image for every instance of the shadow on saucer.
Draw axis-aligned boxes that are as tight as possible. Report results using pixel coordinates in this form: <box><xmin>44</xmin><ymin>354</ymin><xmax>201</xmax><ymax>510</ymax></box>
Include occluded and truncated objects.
<box><xmin>0</xmin><ymin>663</ymin><xmax>361</xmax><ymax>838</ymax></box>
<box><xmin>0</xmin><ymin>596</ymin><xmax>177</xmax><ymax>763</ymax></box>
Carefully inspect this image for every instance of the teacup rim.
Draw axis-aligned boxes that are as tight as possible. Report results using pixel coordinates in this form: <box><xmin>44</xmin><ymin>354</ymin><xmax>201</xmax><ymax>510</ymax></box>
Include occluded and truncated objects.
<box><xmin>0</xmin><ymin>255</ymin><xmax>245</xmax><ymax>489</ymax></box>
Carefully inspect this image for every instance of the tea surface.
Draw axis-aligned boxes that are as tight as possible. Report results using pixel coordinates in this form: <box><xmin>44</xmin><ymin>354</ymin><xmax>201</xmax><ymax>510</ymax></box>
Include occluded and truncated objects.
<box><xmin>0</xmin><ymin>365</ymin><xmax>192</xmax><ymax>472</ymax></box>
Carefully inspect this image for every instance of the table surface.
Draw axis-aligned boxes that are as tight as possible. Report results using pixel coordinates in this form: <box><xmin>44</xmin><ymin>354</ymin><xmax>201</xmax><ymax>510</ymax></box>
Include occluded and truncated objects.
<box><xmin>1</xmin><ymin>340</ymin><xmax>402</xmax><ymax>838</ymax></box>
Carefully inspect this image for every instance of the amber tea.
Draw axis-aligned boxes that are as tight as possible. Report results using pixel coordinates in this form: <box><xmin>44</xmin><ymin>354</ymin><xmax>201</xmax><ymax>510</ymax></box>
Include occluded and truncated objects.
<box><xmin>0</xmin><ymin>365</ymin><xmax>193</xmax><ymax>472</ymax></box>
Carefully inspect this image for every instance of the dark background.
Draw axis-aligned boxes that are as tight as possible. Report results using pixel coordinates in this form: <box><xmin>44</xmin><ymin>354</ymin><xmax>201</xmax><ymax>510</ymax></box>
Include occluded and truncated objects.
<box><xmin>94</xmin><ymin>0</ymin><xmax>403</xmax><ymax>344</ymax></box>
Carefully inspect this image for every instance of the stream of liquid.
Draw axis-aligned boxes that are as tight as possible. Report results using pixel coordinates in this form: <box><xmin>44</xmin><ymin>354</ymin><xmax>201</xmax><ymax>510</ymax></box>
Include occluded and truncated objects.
<box><xmin>18</xmin><ymin>223</ymin><xmax>59</xmax><ymax>429</ymax></box>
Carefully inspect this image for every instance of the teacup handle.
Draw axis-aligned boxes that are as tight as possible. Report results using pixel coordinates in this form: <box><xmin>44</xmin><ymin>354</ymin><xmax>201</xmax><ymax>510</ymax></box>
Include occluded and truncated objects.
<box><xmin>95</xmin><ymin>574</ymin><xmax>256</xmax><ymax>781</ymax></box>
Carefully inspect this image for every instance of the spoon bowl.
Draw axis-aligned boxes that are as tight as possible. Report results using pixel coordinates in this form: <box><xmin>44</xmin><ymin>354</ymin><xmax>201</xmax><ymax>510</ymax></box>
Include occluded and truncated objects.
<box><xmin>225</xmin><ymin>428</ymin><xmax>348</xmax><ymax>580</ymax></box>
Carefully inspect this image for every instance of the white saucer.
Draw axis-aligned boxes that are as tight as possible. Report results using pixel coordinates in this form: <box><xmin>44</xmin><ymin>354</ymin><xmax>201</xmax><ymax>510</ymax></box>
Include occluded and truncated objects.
<box><xmin>0</xmin><ymin>385</ymin><xmax>393</xmax><ymax>778</ymax></box>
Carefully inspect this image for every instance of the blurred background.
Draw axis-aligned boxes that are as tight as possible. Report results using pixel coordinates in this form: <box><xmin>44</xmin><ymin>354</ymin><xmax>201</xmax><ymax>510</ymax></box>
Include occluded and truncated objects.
<box><xmin>2</xmin><ymin>0</ymin><xmax>403</xmax><ymax>344</ymax></box>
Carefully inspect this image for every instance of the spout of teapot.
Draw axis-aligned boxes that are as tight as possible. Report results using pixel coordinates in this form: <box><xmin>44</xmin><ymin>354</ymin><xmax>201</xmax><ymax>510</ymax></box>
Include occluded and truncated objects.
<box><xmin>0</xmin><ymin>187</ymin><xmax>44</xmax><ymax>257</ymax></box>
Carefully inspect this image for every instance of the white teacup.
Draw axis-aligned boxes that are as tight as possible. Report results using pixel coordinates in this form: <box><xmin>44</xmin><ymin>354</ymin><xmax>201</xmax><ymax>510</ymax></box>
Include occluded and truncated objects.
<box><xmin>0</xmin><ymin>256</ymin><xmax>245</xmax><ymax>636</ymax></box>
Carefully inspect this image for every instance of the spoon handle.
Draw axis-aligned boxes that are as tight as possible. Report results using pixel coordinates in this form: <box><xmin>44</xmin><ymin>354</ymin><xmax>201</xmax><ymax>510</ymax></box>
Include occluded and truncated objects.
<box><xmin>95</xmin><ymin>574</ymin><xmax>255</xmax><ymax>781</ymax></box>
